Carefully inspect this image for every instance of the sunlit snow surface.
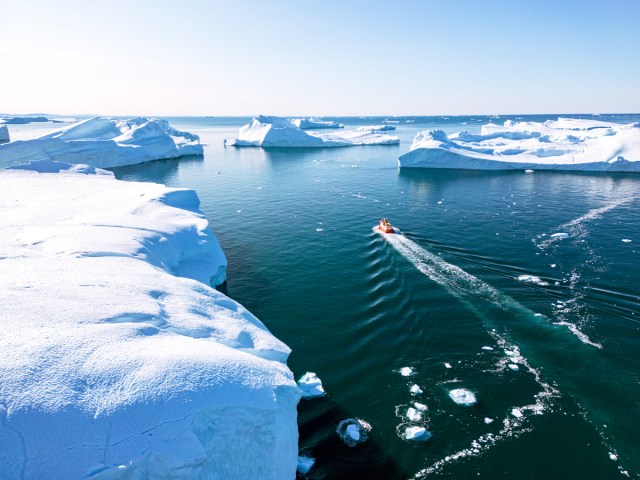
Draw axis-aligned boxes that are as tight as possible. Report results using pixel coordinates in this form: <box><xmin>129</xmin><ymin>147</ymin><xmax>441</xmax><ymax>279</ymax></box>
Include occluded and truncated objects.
<box><xmin>0</xmin><ymin>164</ymin><xmax>300</xmax><ymax>479</ymax></box>
<box><xmin>0</xmin><ymin>117</ymin><xmax>203</xmax><ymax>168</ymax></box>
<box><xmin>399</xmin><ymin>118</ymin><xmax>640</xmax><ymax>171</ymax></box>
<box><xmin>228</xmin><ymin>115</ymin><xmax>399</xmax><ymax>147</ymax></box>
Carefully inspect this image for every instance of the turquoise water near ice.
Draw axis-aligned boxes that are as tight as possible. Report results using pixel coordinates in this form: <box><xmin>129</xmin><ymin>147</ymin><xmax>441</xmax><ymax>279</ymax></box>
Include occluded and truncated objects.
<box><xmin>107</xmin><ymin>115</ymin><xmax>640</xmax><ymax>479</ymax></box>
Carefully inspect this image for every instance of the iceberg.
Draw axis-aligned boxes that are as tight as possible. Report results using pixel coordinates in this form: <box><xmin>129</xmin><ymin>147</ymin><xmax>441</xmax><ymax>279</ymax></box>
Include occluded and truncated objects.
<box><xmin>410</xmin><ymin>384</ymin><xmax>423</xmax><ymax>395</ymax></box>
<box><xmin>297</xmin><ymin>456</ymin><xmax>316</xmax><ymax>475</ymax></box>
<box><xmin>0</xmin><ymin>125</ymin><xmax>9</xmax><ymax>143</ymax></box>
<box><xmin>297</xmin><ymin>372</ymin><xmax>326</xmax><ymax>398</ymax></box>
<box><xmin>228</xmin><ymin>115</ymin><xmax>399</xmax><ymax>148</ymax></box>
<box><xmin>356</xmin><ymin>125</ymin><xmax>396</xmax><ymax>132</ymax></box>
<box><xmin>336</xmin><ymin>418</ymin><xmax>371</xmax><ymax>447</ymax></box>
<box><xmin>404</xmin><ymin>426</ymin><xmax>432</xmax><ymax>442</ymax></box>
<box><xmin>0</xmin><ymin>165</ymin><xmax>300</xmax><ymax>479</ymax></box>
<box><xmin>448</xmin><ymin>388</ymin><xmax>477</xmax><ymax>406</ymax></box>
<box><xmin>0</xmin><ymin>116</ymin><xmax>203</xmax><ymax>169</ymax></box>
<box><xmin>399</xmin><ymin>118</ymin><xmax>640</xmax><ymax>172</ymax></box>
<box><xmin>406</xmin><ymin>407</ymin><xmax>422</xmax><ymax>422</ymax></box>
<box><xmin>1</xmin><ymin>115</ymin><xmax>49</xmax><ymax>124</ymax></box>
<box><xmin>399</xmin><ymin>366</ymin><xmax>415</xmax><ymax>376</ymax></box>
<box><xmin>290</xmin><ymin>117</ymin><xmax>344</xmax><ymax>129</ymax></box>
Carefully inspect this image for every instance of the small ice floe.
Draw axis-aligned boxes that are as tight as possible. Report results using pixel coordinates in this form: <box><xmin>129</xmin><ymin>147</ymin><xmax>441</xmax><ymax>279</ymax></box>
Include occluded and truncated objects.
<box><xmin>534</xmin><ymin>313</ymin><xmax>544</xmax><ymax>317</ymax></box>
<box><xmin>414</xmin><ymin>402</ymin><xmax>428</xmax><ymax>411</ymax></box>
<box><xmin>484</xmin><ymin>417</ymin><xmax>494</xmax><ymax>424</ymax></box>
<box><xmin>297</xmin><ymin>456</ymin><xmax>316</xmax><ymax>475</ymax></box>
<box><xmin>517</xmin><ymin>274</ymin><xmax>549</xmax><ymax>286</ymax></box>
<box><xmin>609</xmin><ymin>453</ymin><xmax>618</xmax><ymax>461</ymax></box>
<box><xmin>404</xmin><ymin>426</ymin><xmax>432</xmax><ymax>442</ymax></box>
<box><xmin>622</xmin><ymin>239</ymin><xmax>632</xmax><ymax>243</ymax></box>
<box><xmin>444</xmin><ymin>362</ymin><xmax>452</xmax><ymax>369</ymax></box>
<box><xmin>504</xmin><ymin>350</ymin><xmax>515</xmax><ymax>357</ymax></box>
<box><xmin>407</xmin><ymin>407</ymin><xmax>422</xmax><ymax>422</ymax></box>
<box><xmin>316</xmin><ymin>228</ymin><xmax>324</xmax><ymax>232</ymax></box>
<box><xmin>336</xmin><ymin>418</ymin><xmax>371</xmax><ymax>447</ymax></box>
<box><xmin>481</xmin><ymin>346</ymin><xmax>494</xmax><ymax>351</ymax></box>
<box><xmin>550</xmin><ymin>232</ymin><xmax>569</xmax><ymax>239</ymax></box>
<box><xmin>525</xmin><ymin>169</ymin><xmax>535</xmax><ymax>173</ymax></box>
<box><xmin>399</xmin><ymin>366</ymin><xmax>415</xmax><ymax>377</ymax></box>
<box><xmin>508</xmin><ymin>363</ymin><xmax>520</xmax><ymax>371</ymax></box>
<box><xmin>449</xmin><ymin>388</ymin><xmax>477</xmax><ymax>406</ymax></box>
<box><xmin>297</xmin><ymin>372</ymin><xmax>326</xmax><ymax>398</ymax></box>
<box><xmin>511</xmin><ymin>408</ymin><xmax>524</xmax><ymax>418</ymax></box>
<box><xmin>410</xmin><ymin>384</ymin><xmax>423</xmax><ymax>395</ymax></box>
<box><xmin>550</xmin><ymin>263</ymin><xmax>557</xmax><ymax>268</ymax></box>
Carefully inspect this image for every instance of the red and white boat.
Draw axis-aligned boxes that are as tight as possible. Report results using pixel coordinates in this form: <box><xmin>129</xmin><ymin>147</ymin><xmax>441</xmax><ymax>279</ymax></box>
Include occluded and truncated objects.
<box><xmin>377</xmin><ymin>218</ymin><xmax>396</xmax><ymax>234</ymax></box>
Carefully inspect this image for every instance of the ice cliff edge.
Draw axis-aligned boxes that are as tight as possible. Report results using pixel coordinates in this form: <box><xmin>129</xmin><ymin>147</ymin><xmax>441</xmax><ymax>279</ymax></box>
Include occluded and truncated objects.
<box><xmin>0</xmin><ymin>162</ymin><xmax>301</xmax><ymax>479</ymax></box>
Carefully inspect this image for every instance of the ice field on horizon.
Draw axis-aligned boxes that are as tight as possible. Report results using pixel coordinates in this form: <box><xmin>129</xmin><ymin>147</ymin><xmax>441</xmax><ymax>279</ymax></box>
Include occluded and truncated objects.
<box><xmin>0</xmin><ymin>163</ymin><xmax>300</xmax><ymax>479</ymax></box>
<box><xmin>227</xmin><ymin>115</ymin><xmax>400</xmax><ymax>147</ymax></box>
<box><xmin>0</xmin><ymin>117</ymin><xmax>203</xmax><ymax>169</ymax></box>
<box><xmin>399</xmin><ymin>117</ymin><xmax>640</xmax><ymax>171</ymax></box>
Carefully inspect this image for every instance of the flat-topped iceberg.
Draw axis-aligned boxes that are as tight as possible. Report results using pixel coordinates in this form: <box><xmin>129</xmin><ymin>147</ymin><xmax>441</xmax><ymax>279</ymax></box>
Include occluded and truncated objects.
<box><xmin>0</xmin><ymin>116</ymin><xmax>203</xmax><ymax>169</ymax></box>
<box><xmin>290</xmin><ymin>117</ymin><xmax>343</xmax><ymax>129</ymax></box>
<box><xmin>0</xmin><ymin>125</ymin><xmax>8</xmax><ymax>143</ymax></box>
<box><xmin>399</xmin><ymin>118</ymin><xmax>640</xmax><ymax>172</ymax></box>
<box><xmin>0</xmin><ymin>164</ymin><xmax>300</xmax><ymax>479</ymax></box>
<box><xmin>228</xmin><ymin>115</ymin><xmax>399</xmax><ymax>148</ymax></box>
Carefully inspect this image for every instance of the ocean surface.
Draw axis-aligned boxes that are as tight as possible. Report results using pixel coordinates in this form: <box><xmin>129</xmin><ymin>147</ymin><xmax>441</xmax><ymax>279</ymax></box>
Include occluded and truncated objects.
<box><xmin>12</xmin><ymin>114</ymin><xmax>640</xmax><ymax>479</ymax></box>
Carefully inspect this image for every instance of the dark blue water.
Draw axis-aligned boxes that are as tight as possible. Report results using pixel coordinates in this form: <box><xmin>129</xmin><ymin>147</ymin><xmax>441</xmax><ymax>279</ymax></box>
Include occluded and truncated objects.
<box><xmin>112</xmin><ymin>115</ymin><xmax>640</xmax><ymax>480</ymax></box>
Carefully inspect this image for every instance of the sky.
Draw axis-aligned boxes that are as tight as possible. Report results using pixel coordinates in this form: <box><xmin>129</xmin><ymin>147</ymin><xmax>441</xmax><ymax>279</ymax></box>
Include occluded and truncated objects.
<box><xmin>1</xmin><ymin>0</ymin><xmax>639</xmax><ymax>116</ymax></box>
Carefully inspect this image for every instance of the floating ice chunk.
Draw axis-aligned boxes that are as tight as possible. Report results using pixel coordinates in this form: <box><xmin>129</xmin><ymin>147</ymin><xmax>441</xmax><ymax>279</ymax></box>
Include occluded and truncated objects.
<box><xmin>511</xmin><ymin>408</ymin><xmax>524</xmax><ymax>418</ymax></box>
<box><xmin>550</xmin><ymin>232</ymin><xmax>569</xmax><ymax>239</ymax></box>
<box><xmin>399</xmin><ymin>118</ymin><xmax>640</xmax><ymax>172</ymax></box>
<box><xmin>407</xmin><ymin>407</ymin><xmax>422</xmax><ymax>422</ymax></box>
<box><xmin>525</xmin><ymin>169</ymin><xmax>535</xmax><ymax>173</ymax></box>
<box><xmin>410</xmin><ymin>384</ymin><xmax>423</xmax><ymax>395</ymax></box>
<box><xmin>449</xmin><ymin>388</ymin><xmax>477</xmax><ymax>406</ymax></box>
<box><xmin>336</xmin><ymin>418</ymin><xmax>371</xmax><ymax>447</ymax></box>
<box><xmin>228</xmin><ymin>115</ymin><xmax>399</xmax><ymax>147</ymax></box>
<box><xmin>508</xmin><ymin>363</ymin><xmax>520</xmax><ymax>371</ymax></box>
<box><xmin>297</xmin><ymin>456</ymin><xmax>316</xmax><ymax>475</ymax></box>
<box><xmin>484</xmin><ymin>417</ymin><xmax>494</xmax><ymax>424</ymax></box>
<box><xmin>444</xmin><ymin>362</ymin><xmax>452</xmax><ymax>369</ymax></box>
<box><xmin>622</xmin><ymin>239</ymin><xmax>632</xmax><ymax>243</ymax></box>
<box><xmin>0</xmin><ymin>117</ymin><xmax>203</xmax><ymax>168</ymax></box>
<box><xmin>504</xmin><ymin>350</ymin><xmax>515</xmax><ymax>357</ymax></box>
<box><xmin>414</xmin><ymin>402</ymin><xmax>428</xmax><ymax>411</ymax></box>
<box><xmin>400</xmin><ymin>366</ymin><xmax>415</xmax><ymax>376</ymax></box>
<box><xmin>482</xmin><ymin>346</ymin><xmax>494</xmax><ymax>351</ymax></box>
<box><xmin>517</xmin><ymin>274</ymin><xmax>549</xmax><ymax>286</ymax></box>
<box><xmin>297</xmin><ymin>372</ymin><xmax>326</xmax><ymax>398</ymax></box>
<box><xmin>609</xmin><ymin>453</ymin><xmax>618</xmax><ymax>461</ymax></box>
<box><xmin>404</xmin><ymin>426</ymin><xmax>432</xmax><ymax>441</ymax></box>
<box><xmin>550</xmin><ymin>263</ymin><xmax>557</xmax><ymax>268</ymax></box>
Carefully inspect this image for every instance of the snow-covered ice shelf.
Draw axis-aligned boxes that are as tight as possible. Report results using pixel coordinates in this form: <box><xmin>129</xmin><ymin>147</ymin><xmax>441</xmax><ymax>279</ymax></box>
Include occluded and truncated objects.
<box><xmin>290</xmin><ymin>117</ymin><xmax>343</xmax><ymax>129</ymax></box>
<box><xmin>228</xmin><ymin>115</ymin><xmax>399</xmax><ymax>148</ymax></box>
<box><xmin>399</xmin><ymin>118</ymin><xmax>640</xmax><ymax>172</ymax></box>
<box><xmin>0</xmin><ymin>163</ymin><xmax>300</xmax><ymax>479</ymax></box>
<box><xmin>0</xmin><ymin>117</ymin><xmax>203</xmax><ymax>168</ymax></box>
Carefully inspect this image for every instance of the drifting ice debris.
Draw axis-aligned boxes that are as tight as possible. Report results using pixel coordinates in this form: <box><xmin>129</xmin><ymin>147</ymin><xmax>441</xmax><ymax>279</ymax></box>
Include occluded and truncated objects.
<box><xmin>297</xmin><ymin>372</ymin><xmax>326</xmax><ymax>398</ymax></box>
<box><xmin>550</xmin><ymin>232</ymin><xmax>569</xmax><ymax>239</ymax></box>
<box><xmin>511</xmin><ymin>408</ymin><xmax>524</xmax><ymax>418</ymax></box>
<box><xmin>400</xmin><ymin>366</ymin><xmax>415</xmax><ymax>376</ymax></box>
<box><xmin>517</xmin><ymin>274</ymin><xmax>549</xmax><ymax>286</ymax></box>
<box><xmin>622</xmin><ymin>239</ymin><xmax>632</xmax><ymax>243</ymax></box>
<box><xmin>484</xmin><ymin>417</ymin><xmax>494</xmax><ymax>424</ymax></box>
<box><xmin>297</xmin><ymin>456</ymin><xmax>316</xmax><ymax>474</ymax></box>
<box><xmin>525</xmin><ymin>169</ymin><xmax>535</xmax><ymax>173</ymax></box>
<box><xmin>336</xmin><ymin>418</ymin><xmax>372</xmax><ymax>447</ymax></box>
<box><xmin>449</xmin><ymin>388</ymin><xmax>477</xmax><ymax>406</ymax></box>
<box><xmin>482</xmin><ymin>346</ymin><xmax>494</xmax><ymax>351</ymax></box>
<box><xmin>508</xmin><ymin>363</ymin><xmax>520</xmax><ymax>371</ymax></box>
<box><xmin>410</xmin><ymin>384</ymin><xmax>423</xmax><ymax>395</ymax></box>
<box><xmin>405</xmin><ymin>426</ymin><xmax>432</xmax><ymax>442</ymax></box>
<box><xmin>414</xmin><ymin>402</ymin><xmax>428</xmax><ymax>411</ymax></box>
<box><xmin>609</xmin><ymin>453</ymin><xmax>618</xmax><ymax>461</ymax></box>
<box><xmin>504</xmin><ymin>350</ymin><xmax>515</xmax><ymax>357</ymax></box>
<box><xmin>444</xmin><ymin>362</ymin><xmax>452</xmax><ymax>369</ymax></box>
<box><xmin>407</xmin><ymin>407</ymin><xmax>422</xmax><ymax>422</ymax></box>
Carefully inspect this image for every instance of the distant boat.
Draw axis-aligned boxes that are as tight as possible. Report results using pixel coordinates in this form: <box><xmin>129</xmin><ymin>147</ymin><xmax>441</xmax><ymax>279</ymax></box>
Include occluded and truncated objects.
<box><xmin>377</xmin><ymin>218</ymin><xmax>396</xmax><ymax>234</ymax></box>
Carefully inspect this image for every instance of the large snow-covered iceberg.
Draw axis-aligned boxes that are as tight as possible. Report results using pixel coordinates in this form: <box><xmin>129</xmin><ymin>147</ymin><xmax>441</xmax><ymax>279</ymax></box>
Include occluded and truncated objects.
<box><xmin>399</xmin><ymin>118</ymin><xmax>640</xmax><ymax>172</ymax></box>
<box><xmin>228</xmin><ymin>115</ymin><xmax>399</xmax><ymax>147</ymax></box>
<box><xmin>290</xmin><ymin>117</ymin><xmax>344</xmax><ymax>129</ymax></box>
<box><xmin>0</xmin><ymin>125</ymin><xmax>8</xmax><ymax>143</ymax></box>
<box><xmin>0</xmin><ymin>116</ymin><xmax>203</xmax><ymax>169</ymax></box>
<box><xmin>0</xmin><ymin>163</ymin><xmax>300</xmax><ymax>479</ymax></box>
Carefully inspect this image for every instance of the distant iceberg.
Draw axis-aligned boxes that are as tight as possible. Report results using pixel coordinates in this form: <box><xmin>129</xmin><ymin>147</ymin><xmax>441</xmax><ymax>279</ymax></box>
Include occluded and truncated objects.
<box><xmin>0</xmin><ymin>125</ymin><xmax>8</xmax><ymax>143</ymax></box>
<box><xmin>290</xmin><ymin>117</ymin><xmax>344</xmax><ymax>129</ymax></box>
<box><xmin>399</xmin><ymin>118</ymin><xmax>640</xmax><ymax>172</ymax></box>
<box><xmin>357</xmin><ymin>125</ymin><xmax>396</xmax><ymax>132</ymax></box>
<box><xmin>0</xmin><ymin>165</ymin><xmax>300</xmax><ymax>479</ymax></box>
<box><xmin>0</xmin><ymin>116</ymin><xmax>203</xmax><ymax>169</ymax></box>
<box><xmin>1</xmin><ymin>115</ymin><xmax>49</xmax><ymax>124</ymax></box>
<box><xmin>228</xmin><ymin>115</ymin><xmax>399</xmax><ymax>148</ymax></box>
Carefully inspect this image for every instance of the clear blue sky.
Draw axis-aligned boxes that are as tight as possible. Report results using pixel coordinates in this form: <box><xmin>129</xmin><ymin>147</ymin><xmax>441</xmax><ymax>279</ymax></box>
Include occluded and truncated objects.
<box><xmin>2</xmin><ymin>0</ymin><xmax>639</xmax><ymax>116</ymax></box>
